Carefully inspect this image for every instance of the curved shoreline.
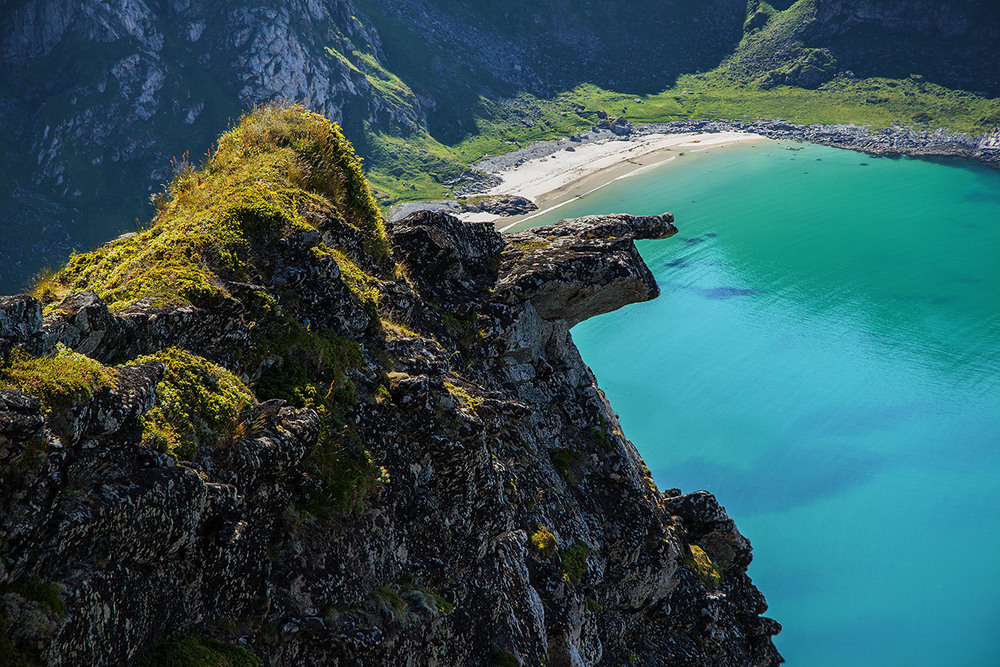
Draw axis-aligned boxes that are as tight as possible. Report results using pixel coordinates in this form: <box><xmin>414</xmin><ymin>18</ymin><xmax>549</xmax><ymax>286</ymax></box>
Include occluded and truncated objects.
<box><xmin>388</xmin><ymin>119</ymin><xmax>1000</xmax><ymax>230</ymax></box>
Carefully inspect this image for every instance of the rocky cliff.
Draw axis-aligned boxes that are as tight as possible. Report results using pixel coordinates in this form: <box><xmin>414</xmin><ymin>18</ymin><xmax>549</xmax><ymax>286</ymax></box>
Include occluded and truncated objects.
<box><xmin>0</xmin><ymin>105</ymin><xmax>781</xmax><ymax>665</ymax></box>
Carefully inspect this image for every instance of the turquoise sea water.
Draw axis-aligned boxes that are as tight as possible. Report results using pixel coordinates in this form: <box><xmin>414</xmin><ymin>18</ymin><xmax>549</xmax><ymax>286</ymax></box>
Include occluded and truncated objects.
<box><xmin>523</xmin><ymin>142</ymin><xmax>1000</xmax><ymax>665</ymax></box>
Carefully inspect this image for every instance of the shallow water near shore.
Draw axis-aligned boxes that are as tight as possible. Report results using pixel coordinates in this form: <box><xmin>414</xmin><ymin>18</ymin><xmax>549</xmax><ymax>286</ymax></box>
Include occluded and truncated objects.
<box><xmin>525</xmin><ymin>141</ymin><xmax>1000</xmax><ymax>665</ymax></box>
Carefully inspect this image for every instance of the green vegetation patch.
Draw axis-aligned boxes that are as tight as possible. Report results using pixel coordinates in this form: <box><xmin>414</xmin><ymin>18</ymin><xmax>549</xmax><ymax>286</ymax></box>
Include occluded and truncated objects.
<box><xmin>443</xmin><ymin>380</ymin><xmax>481</xmax><ymax>411</ymax></box>
<box><xmin>0</xmin><ymin>344</ymin><xmax>117</xmax><ymax>414</ymax></box>
<box><xmin>0</xmin><ymin>580</ymin><xmax>66</xmax><ymax>619</ymax></box>
<box><xmin>550</xmin><ymin>448</ymin><xmax>580</xmax><ymax>487</ymax></box>
<box><xmin>560</xmin><ymin>541</ymin><xmax>591</xmax><ymax>584</ymax></box>
<box><xmin>530</xmin><ymin>525</ymin><xmax>557</xmax><ymax>559</ymax></box>
<box><xmin>138</xmin><ymin>635</ymin><xmax>260</xmax><ymax>667</ymax></box>
<box><xmin>684</xmin><ymin>544</ymin><xmax>723</xmax><ymax>588</ymax></box>
<box><xmin>253</xmin><ymin>317</ymin><xmax>361</xmax><ymax>417</ymax></box>
<box><xmin>251</xmin><ymin>317</ymin><xmax>387</xmax><ymax>517</ymax></box>
<box><xmin>136</xmin><ymin>348</ymin><xmax>254</xmax><ymax>461</ymax></box>
<box><xmin>0</xmin><ymin>616</ymin><xmax>33</xmax><ymax>667</ymax></box>
<box><xmin>490</xmin><ymin>647</ymin><xmax>521</xmax><ymax>667</ymax></box>
<box><xmin>35</xmin><ymin>103</ymin><xmax>388</xmax><ymax>312</ymax></box>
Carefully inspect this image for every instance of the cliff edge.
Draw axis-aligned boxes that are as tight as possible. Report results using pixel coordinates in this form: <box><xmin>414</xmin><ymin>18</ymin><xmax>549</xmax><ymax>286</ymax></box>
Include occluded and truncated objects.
<box><xmin>0</xmin><ymin>105</ymin><xmax>780</xmax><ymax>666</ymax></box>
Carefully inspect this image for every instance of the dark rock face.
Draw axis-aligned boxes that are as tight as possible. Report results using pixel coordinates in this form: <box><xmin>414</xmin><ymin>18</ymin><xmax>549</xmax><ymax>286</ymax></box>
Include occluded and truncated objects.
<box><xmin>0</xmin><ymin>211</ymin><xmax>780</xmax><ymax>665</ymax></box>
<box><xmin>459</xmin><ymin>195</ymin><xmax>539</xmax><ymax>217</ymax></box>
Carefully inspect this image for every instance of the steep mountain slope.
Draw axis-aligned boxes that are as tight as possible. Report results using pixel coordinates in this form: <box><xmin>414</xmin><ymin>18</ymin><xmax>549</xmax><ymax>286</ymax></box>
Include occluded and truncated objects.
<box><xmin>0</xmin><ymin>104</ymin><xmax>781</xmax><ymax>666</ymax></box>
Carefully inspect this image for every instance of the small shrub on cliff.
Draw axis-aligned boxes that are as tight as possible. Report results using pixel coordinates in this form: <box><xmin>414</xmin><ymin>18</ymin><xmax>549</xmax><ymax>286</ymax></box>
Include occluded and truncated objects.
<box><xmin>251</xmin><ymin>316</ymin><xmax>388</xmax><ymax>517</ymax></box>
<box><xmin>253</xmin><ymin>316</ymin><xmax>362</xmax><ymax>416</ymax></box>
<box><xmin>550</xmin><ymin>448</ymin><xmax>580</xmax><ymax>487</ymax></box>
<box><xmin>136</xmin><ymin>348</ymin><xmax>254</xmax><ymax>461</ymax></box>
<box><xmin>530</xmin><ymin>525</ymin><xmax>558</xmax><ymax>559</ymax></box>
<box><xmin>0</xmin><ymin>344</ymin><xmax>117</xmax><ymax>414</ymax></box>
<box><xmin>560</xmin><ymin>541</ymin><xmax>591</xmax><ymax>584</ymax></box>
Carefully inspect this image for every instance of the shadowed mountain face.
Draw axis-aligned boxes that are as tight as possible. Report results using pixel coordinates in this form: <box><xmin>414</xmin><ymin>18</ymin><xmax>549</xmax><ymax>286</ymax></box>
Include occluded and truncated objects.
<box><xmin>354</xmin><ymin>0</ymin><xmax>748</xmax><ymax>140</ymax></box>
<box><xmin>0</xmin><ymin>0</ymin><xmax>998</xmax><ymax>293</ymax></box>
<box><xmin>802</xmin><ymin>0</ymin><xmax>1000</xmax><ymax>93</ymax></box>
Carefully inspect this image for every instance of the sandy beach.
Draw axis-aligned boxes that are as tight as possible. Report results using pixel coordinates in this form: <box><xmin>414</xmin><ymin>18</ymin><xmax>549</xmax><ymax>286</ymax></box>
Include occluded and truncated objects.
<box><xmin>457</xmin><ymin>131</ymin><xmax>766</xmax><ymax>231</ymax></box>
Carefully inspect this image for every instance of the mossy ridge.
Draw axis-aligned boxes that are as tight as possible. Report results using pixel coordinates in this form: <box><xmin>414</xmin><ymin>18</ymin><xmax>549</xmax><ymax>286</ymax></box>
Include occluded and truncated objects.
<box><xmin>135</xmin><ymin>348</ymin><xmax>254</xmax><ymax>461</ymax></box>
<box><xmin>35</xmin><ymin>103</ymin><xmax>389</xmax><ymax>313</ymax></box>
<box><xmin>0</xmin><ymin>344</ymin><xmax>118</xmax><ymax>415</ymax></box>
<box><xmin>137</xmin><ymin>634</ymin><xmax>260</xmax><ymax>667</ymax></box>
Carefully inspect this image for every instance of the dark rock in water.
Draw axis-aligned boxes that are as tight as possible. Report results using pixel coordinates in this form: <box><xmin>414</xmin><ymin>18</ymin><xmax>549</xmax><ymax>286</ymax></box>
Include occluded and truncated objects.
<box><xmin>664</xmin><ymin>258</ymin><xmax>692</xmax><ymax>268</ymax></box>
<box><xmin>704</xmin><ymin>232</ymin><xmax>719</xmax><ymax>238</ymax></box>
<box><xmin>684</xmin><ymin>237</ymin><xmax>706</xmax><ymax>244</ymax></box>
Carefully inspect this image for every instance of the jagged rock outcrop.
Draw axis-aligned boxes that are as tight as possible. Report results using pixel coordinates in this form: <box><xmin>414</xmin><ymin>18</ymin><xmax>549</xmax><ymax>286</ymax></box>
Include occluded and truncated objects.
<box><xmin>0</xmin><ymin>156</ymin><xmax>781</xmax><ymax>666</ymax></box>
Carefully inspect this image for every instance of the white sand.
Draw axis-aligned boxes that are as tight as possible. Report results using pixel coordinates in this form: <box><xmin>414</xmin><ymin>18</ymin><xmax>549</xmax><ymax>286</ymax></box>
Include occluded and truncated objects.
<box><xmin>457</xmin><ymin>131</ymin><xmax>766</xmax><ymax>230</ymax></box>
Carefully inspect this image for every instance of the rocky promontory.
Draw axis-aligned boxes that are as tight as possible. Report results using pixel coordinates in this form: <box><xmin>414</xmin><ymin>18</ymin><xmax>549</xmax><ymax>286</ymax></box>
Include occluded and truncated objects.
<box><xmin>0</xmin><ymin>105</ymin><xmax>780</xmax><ymax>666</ymax></box>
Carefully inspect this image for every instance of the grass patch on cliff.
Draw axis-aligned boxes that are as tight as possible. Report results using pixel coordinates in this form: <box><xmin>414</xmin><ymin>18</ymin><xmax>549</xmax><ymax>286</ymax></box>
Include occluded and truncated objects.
<box><xmin>138</xmin><ymin>635</ymin><xmax>259</xmax><ymax>667</ymax></box>
<box><xmin>0</xmin><ymin>579</ymin><xmax>67</xmax><ymax>666</ymax></box>
<box><xmin>684</xmin><ymin>544</ymin><xmax>723</xmax><ymax>588</ymax></box>
<box><xmin>251</xmin><ymin>317</ymin><xmax>387</xmax><ymax>517</ymax></box>
<box><xmin>560</xmin><ymin>541</ymin><xmax>591</xmax><ymax>584</ymax></box>
<box><xmin>34</xmin><ymin>103</ymin><xmax>389</xmax><ymax>312</ymax></box>
<box><xmin>530</xmin><ymin>525</ymin><xmax>557</xmax><ymax>559</ymax></box>
<box><xmin>0</xmin><ymin>344</ymin><xmax>117</xmax><ymax>414</ymax></box>
<box><xmin>136</xmin><ymin>348</ymin><xmax>254</xmax><ymax>461</ymax></box>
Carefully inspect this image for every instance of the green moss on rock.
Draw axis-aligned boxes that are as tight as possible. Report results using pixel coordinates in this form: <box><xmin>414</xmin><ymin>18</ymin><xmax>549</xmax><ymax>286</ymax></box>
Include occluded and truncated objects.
<box><xmin>0</xmin><ymin>344</ymin><xmax>117</xmax><ymax>414</ymax></box>
<box><xmin>685</xmin><ymin>544</ymin><xmax>724</xmax><ymax>588</ymax></box>
<box><xmin>136</xmin><ymin>348</ymin><xmax>254</xmax><ymax>461</ymax></box>
<box><xmin>560</xmin><ymin>541</ymin><xmax>591</xmax><ymax>584</ymax></box>
<box><xmin>530</xmin><ymin>525</ymin><xmax>558</xmax><ymax>559</ymax></box>
<box><xmin>138</xmin><ymin>635</ymin><xmax>260</xmax><ymax>667</ymax></box>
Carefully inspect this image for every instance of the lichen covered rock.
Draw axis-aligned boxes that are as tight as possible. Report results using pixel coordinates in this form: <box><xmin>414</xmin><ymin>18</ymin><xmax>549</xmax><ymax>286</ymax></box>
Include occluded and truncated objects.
<box><xmin>0</xmin><ymin>105</ymin><xmax>780</xmax><ymax>666</ymax></box>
